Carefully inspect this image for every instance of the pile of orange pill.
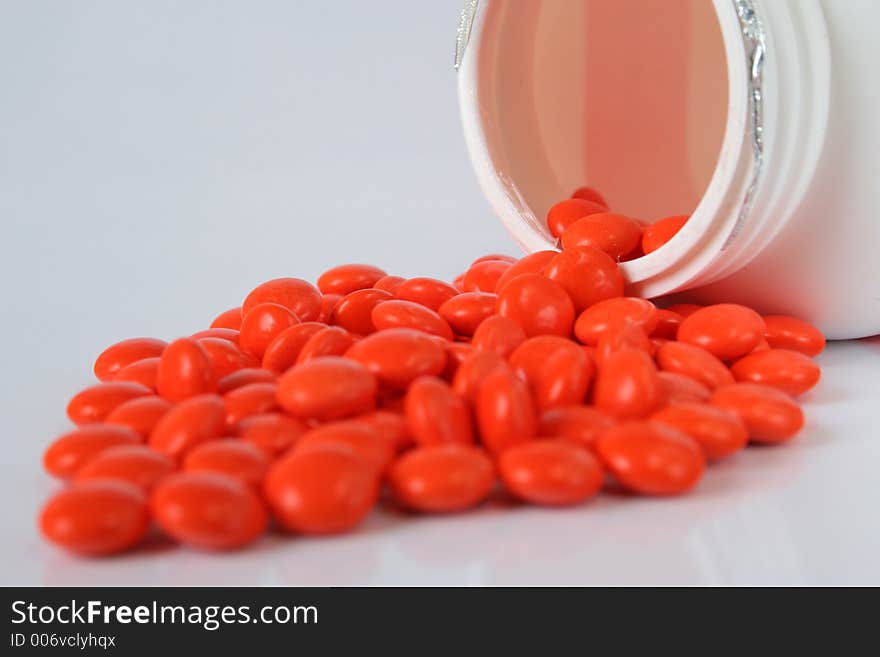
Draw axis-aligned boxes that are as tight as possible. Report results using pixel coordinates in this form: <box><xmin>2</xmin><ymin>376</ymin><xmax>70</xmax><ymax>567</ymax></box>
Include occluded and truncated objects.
<box><xmin>38</xmin><ymin>187</ymin><xmax>825</xmax><ymax>556</ymax></box>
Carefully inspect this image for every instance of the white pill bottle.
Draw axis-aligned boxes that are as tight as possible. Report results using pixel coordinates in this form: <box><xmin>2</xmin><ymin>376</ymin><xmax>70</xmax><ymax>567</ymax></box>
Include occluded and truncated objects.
<box><xmin>456</xmin><ymin>0</ymin><xmax>880</xmax><ymax>339</ymax></box>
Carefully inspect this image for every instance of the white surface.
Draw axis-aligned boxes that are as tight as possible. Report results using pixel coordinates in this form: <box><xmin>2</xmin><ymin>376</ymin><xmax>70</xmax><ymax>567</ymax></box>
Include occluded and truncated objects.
<box><xmin>1</xmin><ymin>1</ymin><xmax>879</xmax><ymax>586</ymax></box>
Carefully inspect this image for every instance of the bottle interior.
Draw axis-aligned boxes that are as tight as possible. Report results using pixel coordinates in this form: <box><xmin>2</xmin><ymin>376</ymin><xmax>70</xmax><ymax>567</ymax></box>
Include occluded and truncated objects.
<box><xmin>488</xmin><ymin>0</ymin><xmax>729</xmax><ymax>230</ymax></box>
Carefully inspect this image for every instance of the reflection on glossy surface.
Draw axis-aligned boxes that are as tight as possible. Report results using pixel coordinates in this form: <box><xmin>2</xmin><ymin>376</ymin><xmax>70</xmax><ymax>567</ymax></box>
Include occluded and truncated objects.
<box><xmin>15</xmin><ymin>342</ymin><xmax>876</xmax><ymax>585</ymax></box>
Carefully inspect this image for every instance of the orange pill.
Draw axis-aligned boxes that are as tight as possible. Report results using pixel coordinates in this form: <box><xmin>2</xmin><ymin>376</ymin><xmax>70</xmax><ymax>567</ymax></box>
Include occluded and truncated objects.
<box><xmin>156</xmin><ymin>337</ymin><xmax>215</xmax><ymax>402</ymax></box>
<box><xmin>317</xmin><ymin>264</ymin><xmax>387</xmax><ymax>295</ymax></box>
<box><xmin>296</xmin><ymin>421</ymin><xmax>394</xmax><ymax>476</ymax></box>
<box><xmin>113</xmin><ymin>357</ymin><xmax>160</xmax><ymax>390</ymax></box>
<box><xmin>183</xmin><ymin>439</ymin><xmax>270</xmax><ymax>488</ymax></box>
<box><xmin>561</xmin><ymin>213</ymin><xmax>643</xmax><ymax>260</ymax></box>
<box><xmin>594</xmin><ymin>319</ymin><xmax>653</xmax><ymax>367</ymax></box>
<box><xmin>655</xmin><ymin>341</ymin><xmax>734</xmax><ymax>389</ymax></box>
<box><xmin>544</xmin><ymin>246</ymin><xmax>625</xmax><ymax>312</ymax></box>
<box><xmin>405</xmin><ymin>376</ymin><xmax>474</xmax><ymax>446</ymax></box>
<box><xmin>438</xmin><ymin>292</ymin><xmax>497</xmax><ymax>336</ymax></box>
<box><xmin>471</xmin><ymin>314</ymin><xmax>527</xmax><ymax>357</ymax></box>
<box><xmin>149</xmin><ymin>393</ymin><xmax>226</xmax><ymax>460</ymax></box>
<box><xmin>371</xmin><ymin>299</ymin><xmax>454</xmax><ymax>340</ymax></box>
<box><xmin>151</xmin><ymin>472</ymin><xmax>267</xmax><ymax>550</ymax></box>
<box><xmin>394</xmin><ymin>277</ymin><xmax>459</xmax><ymax>311</ymax></box>
<box><xmin>242</xmin><ymin>277</ymin><xmax>321</xmax><ymax>322</ymax></box>
<box><xmin>40</xmin><ymin>480</ymin><xmax>149</xmax><ymax>556</ymax></box>
<box><xmin>498</xmin><ymin>440</ymin><xmax>604</xmax><ymax>506</ymax></box>
<box><xmin>223</xmin><ymin>382</ymin><xmax>279</xmax><ymax>427</ymax></box>
<box><xmin>44</xmin><ymin>424</ymin><xmax>141</xmax><ymax>479</ymax></box>
<box><xmin>75</xmin><ymin>444</ymin><xmax>174</xmax><ymax>491</ymax></box>
<box><xmin>295</xmin><ymin>326</ymin><xmax>356</xmax><ymax>364</ymax></box>
<box><xmin>495</xmin><ymin>251</ymin><xmax>557</xmax><ymax>293</ymax></box>
<box><xmin>596</xmin><ymin>421</ymin><xmax>705</xmax><ymax>495</ymax></box>
<box><xmin>574</xmin><ymin>297</ymin><xmax>658</xmax><ymax>346</ymax></box>
<box><xmin>191</xmin><ymin>328</ymin><xmax>240</xmax><ymax>344</ymax></box>
<box><xmin>762</xmin><ymin>315</ymin><xmax>826</xmax><ymax>357</ymax></box>
<box><xmin>651</xmin><ymin>309</ymin><xmax>683</xmax><ymax>339</ymax></box>
<box><xmin>317</xmin><ymin>294</ymin><xmax>342</xmax><ymax>324</ymax></box>
<box><xmin>452</xmin><ymin>350</ymin><xmax>508</xmax><ymax>404</ymax></box>
<box><xmin>216</xmin><ymin>367</ymin><xmax>277</xmax><ymax>395</ymax></box>
<box><xmin>509</xmin><ymin>336</ymin><xmax>594</xmax><ymax>411</ymax></box>
<box><xmin>352</xmin><ymin>410</ymin><xmax>412</xmax><ymax>452</ymax></box>
<box><xmin>264</xmin><ymin>445</ymin><xmax>379</xmax><ymax>534</ymax></box>
<box><xmin>730</xmin><ymin>348</ymin><xmax>821</xmax><ymax>396</ymax></box>
<box><xmin>593</xmin><ymin>349</ymin><xmax>662</xmax><ymax>419</ymax></box>
<box><xmin>104</xmin><ymin>395</ymin><xmax>172</xmax><ymax>439</ymax></box>
<box><xmin>711</xmin><ymin>382</ymin><xmax>804</xmax><ymax>444</ymax></box>
<box><xmin>210</xmin><ymin>307</ymin><xmax>243</xmax><ymax>330</ymax></box>
<box><xmin>345</xmin><ymin>328</ymin><xmax>447</xmax><ymax>388</ymax></box>
<box><xmin>373</xmin><ymin>275</ymin><xmax>406</xmax><ymax>295</ymax></box>
<box><xmin>239</xmin><ymin>302</ymin><xmax>300</xmax><ymax>360</ymax></box>
<box><xmin>651</xmin><ymin>403</ymin><xmax>748</xmax><ymax>461</ymax></box>
<box><xmin>496</xmin><ymin>273</ymin><xmax>575</xmax><ymax>338</ymax></box>
<box><xmin>389</xmin><ymin>444</ymin><xmax>494</xmax><ymax>513</ymax></box>
<box><xmin>538</xmin><ymin>405</ymin><xmax>614</xmax><ymax>451</ymax></box>
<box><xmin>665</xmin><ymin>303</ymin><xmax>702</xmax><ymax>318</ymax></box>
<box><xmin>476</xmin><ymin>368</ymin><xmax>537</xmax><ymax>454</ymax></box>
<box><xmin>330</xmin><ymin>288</ymin><xmax>394</xmax><ymax>335</ymax></box>
<box><xmin>277</xmin><ymin>356</ymin><xmax>377</xmax><ymax>421</ymax></box>
<box><xmin>67</xmin><ymin>381</ymin><xmax>153</xmax><ymax>425</ymax></box>
<box><xmin>546</xmin><ymin>198</ymin><xmax>606</xmax><ymax>238</ymax></box>
<box><xmin>236</xmin><ymin>412</ymin><xmax>308</xmax><ymax>458</ymax></box>
<box><xmin>570</xmin><ymin>186</ymin><xmax>608</xmax><ymax>208</ymax></box>
<box><xmin>197</xmin><ymin>337</ymin><xmax>258</xmax><ymax>379</ymax></box>
<box><xmin>261</xmin><ymin>321</ymin><xmax>326</xmax><ymax>373</ymax></box>
<box><xmin>641</xmin><ymin>214</ymin><xmax>689</xmax><ymax>254</ymax></box>
<box><xmin>677</xmin><ymin>303</ymin><xmax>766</xmax><ymax>360</ymax></box>
<box><xmin>461</xmin><ymin>259</ymin><xmax>511</xmax><ymax>293</ymax></box>
<box><xmin>657</xmin><ymin>371</ymin><xmax>712</xmax><ymax>405</ymax></box>
<box><xmin>93</xmin><ymin>338</ymin><xmax>167</xmax><ymax>382</ymax></box>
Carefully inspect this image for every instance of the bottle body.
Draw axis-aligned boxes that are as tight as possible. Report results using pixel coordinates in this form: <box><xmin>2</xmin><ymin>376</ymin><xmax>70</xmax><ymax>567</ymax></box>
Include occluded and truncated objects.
<box><xmin>457</xmin><ymin>0</ymin><xmax>880</xmax><ymax>339</ymax></box>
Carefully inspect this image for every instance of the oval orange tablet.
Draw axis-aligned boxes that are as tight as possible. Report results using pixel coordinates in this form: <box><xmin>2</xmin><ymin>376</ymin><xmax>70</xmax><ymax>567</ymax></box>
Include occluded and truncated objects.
<box><xmin>67</xmin><ymin>381</ymin><xmax>153</xmax><ymax>425</ymax></box>
<box><xmin>404</xmin><ymin>376</ymin><xmax>474</xmax><ymax>446</ymax></box>
<box><xmin>710</xmin><ymin>383</ymin><xmax>804</xmax><ymax>444</ymax></box>
<box><xmin>149</xmin><ymin>394</ymin><xmax>226</xmax><ymax>460</ymax></box>
<box><xmin>677</xmin><ymin>304</ymin><xmax>766</xmax><ymax>360</ymax></box>
<box><xmin>762</xmin><ymin>315</ymin><xmax>825</xmax><ymax>357</ymax></box>
<box><xmin>156</xmin><ymin>338</ymin><xmax>215</xmax><ymax>402</ymax></box>
<box><xmin>104</xmin><ymin>395</ymin><xmax>172</xmax><ymax>440</ymax></box>
<box><xmin>596</xmin><ymin>421</ymin><xmax>705</xmax><ymax>495</ymax></box>
<box><xmin>496</xmin><ymin>273</ymin><xmax>575</xmax><ymax>338</ymax></box>
<box><xmin>75</xmin><ymin>444</ymin><xmax>174</xmax><ymax>491</ymax></box>
<box><xmin>498</xmin><ymin>440</ymin><xmax>604</xmax><ymax>506</ymax></box>
<box><xmin>345</xmin><ymin>328</ymin><xmax>447</xmax><ymax>389</ymax></box>
<box><xmin>93</xmin><ymin>338</ymin><xmax>167</xmax><ymax>382</ymax></box>
<box><xmin>389</xmin><ymin>444</ymin><xmax>494</xmax><ymax>513</ymax></box>
<box><xmin>151</xmin><ymin>472</ymin><xmax>267</xmax><ymax>550</ymax></box>
<box><xmin>544</xmin><ymin>246</ymin><xmax>624</xmax><ymax>312</ymax></box>
<box><xmin>475</xmin><ymin>368</ymin><xmax>537</xmax><ymax>454</ymax></box>
<box><xmin>731</xmin><ymin>348</ymin><xmax>821</xmax><ymax>396</ymax></box>
<box><xmin>317</xmin><ymin>264</ymin><xmax>387</xmax><ymax>296</ymax></box>
<box><xmin>264</xmin><ymin>445</ymin><xmax>379</xmax><ymax>535</ymax></box>
<box><xmin>44</xmin><ymin>424</ymin><xmax>141</xmax><ymax>479</ymax></box>
<box><xmin>183</xmin><ymin>439</ymin><xmax>270</xmax><ymax>488</ymax></box>
<box><xmin>242</xmin><ymin>277</ymin><xmax>321</xmax><ymax>322</ymax></box>
<box><xmin>371</xmin><ymin>300</ymin><xmax>454</xmax><ymax>340</ymax></box>
<box><xmin>276</xmin><ymin>356</ymin><xmax>377</xmax><ymax>421</ymax></box>
<box><xmin>651</xmin><ymin>403</ymin><xmax>748</xmax><ymax>461</ymax></box>
<box><xmin>40</xmin><ymin>480</ymin><xmax>149</xmax><ymax>556</ymax></box>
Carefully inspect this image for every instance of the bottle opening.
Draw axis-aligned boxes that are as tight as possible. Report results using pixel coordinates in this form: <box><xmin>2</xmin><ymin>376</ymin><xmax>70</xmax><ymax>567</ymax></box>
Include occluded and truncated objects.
<box><xmin>475</xmin><ymin>0</ymin><xmax>729</xmax><ymax>235</ymax></box>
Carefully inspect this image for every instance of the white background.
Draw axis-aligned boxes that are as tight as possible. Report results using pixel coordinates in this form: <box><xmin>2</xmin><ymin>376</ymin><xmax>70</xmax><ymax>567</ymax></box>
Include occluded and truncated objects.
<box><xmin>1</xmin><ymin>0</ymin><xmax>878</xmax><ymax>586</ymax></box>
